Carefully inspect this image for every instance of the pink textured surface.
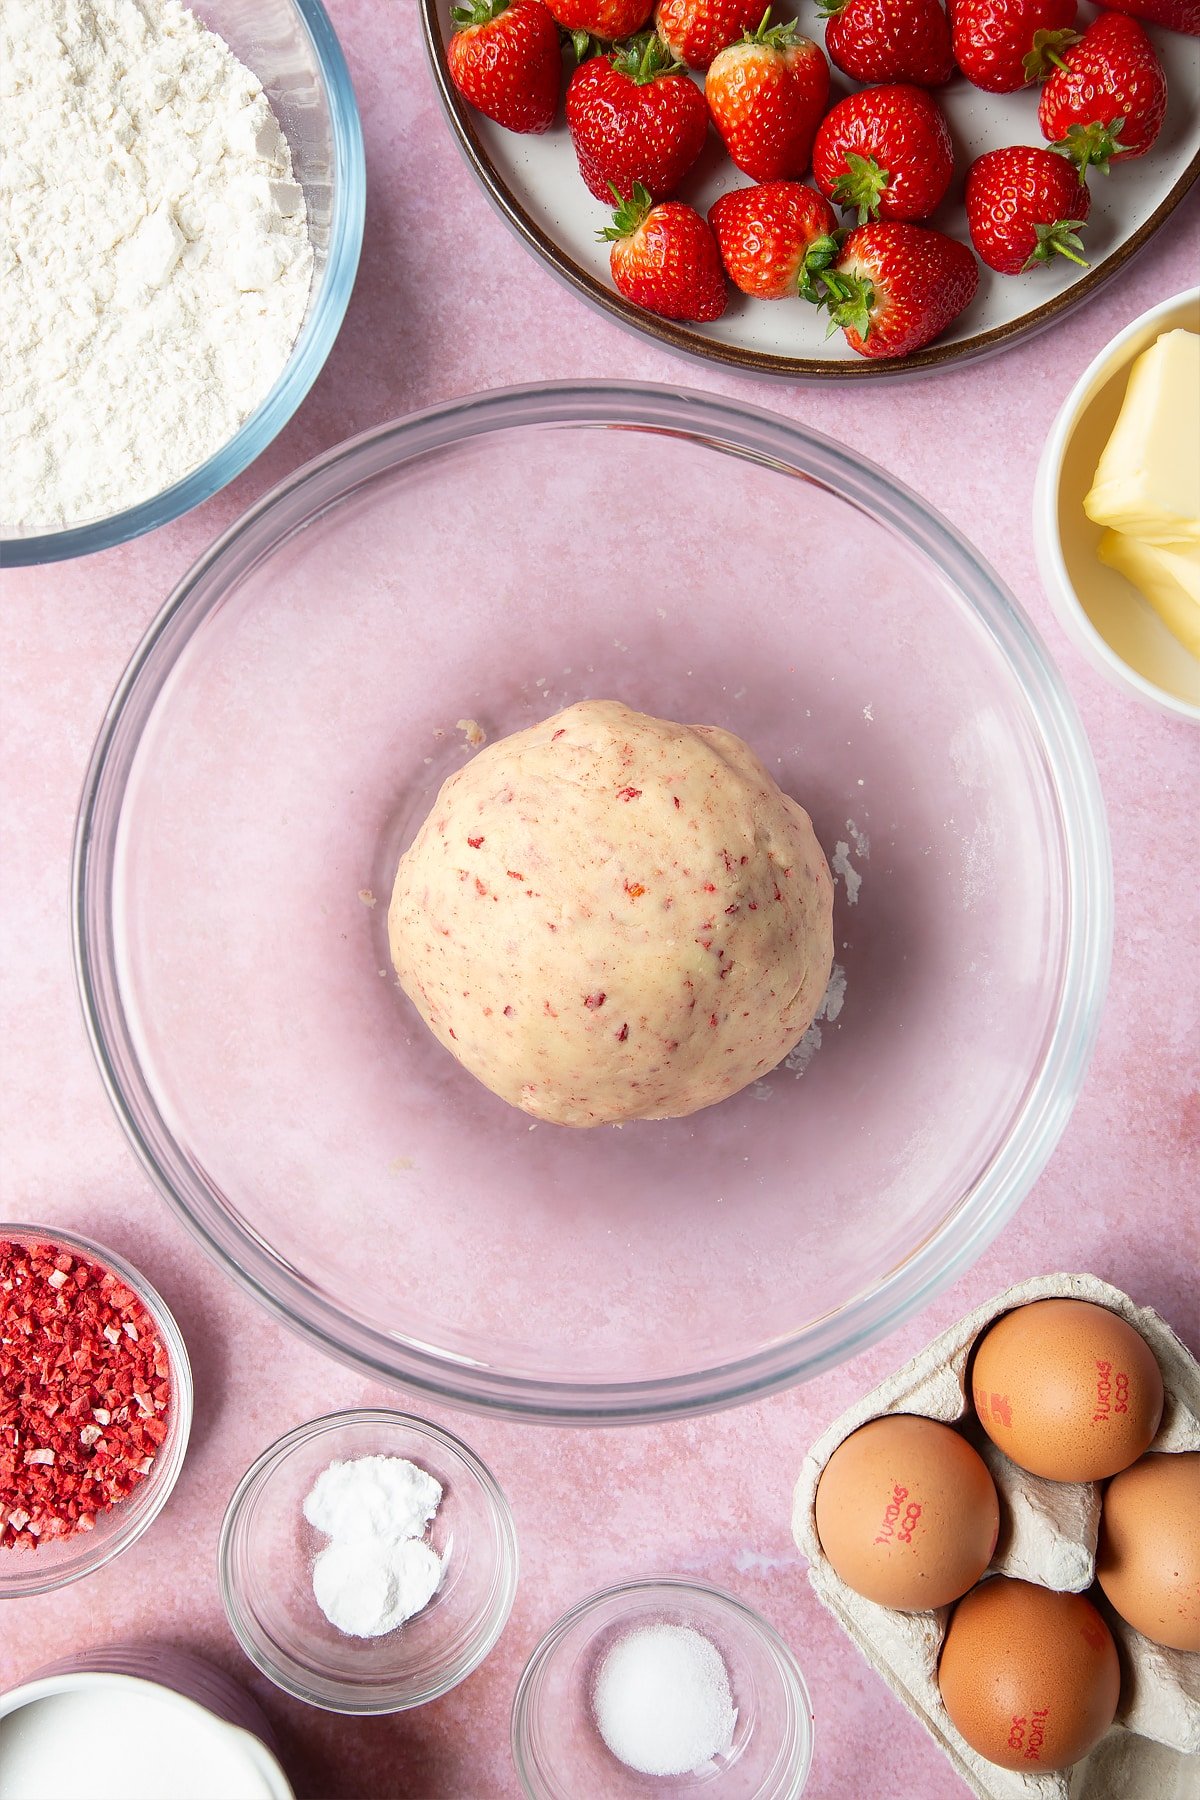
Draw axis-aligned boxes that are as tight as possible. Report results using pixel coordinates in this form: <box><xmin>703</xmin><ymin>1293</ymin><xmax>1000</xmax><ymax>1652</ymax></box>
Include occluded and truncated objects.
<box><xmin>1</xmin><ymin>5</ymin><xmax>1197</xmax><ymax>1796</ymax></box>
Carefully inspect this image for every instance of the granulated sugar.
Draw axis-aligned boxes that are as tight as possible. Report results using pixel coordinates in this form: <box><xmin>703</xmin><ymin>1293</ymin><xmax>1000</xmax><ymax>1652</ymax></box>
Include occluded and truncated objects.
<box><xmin>1</xmin><ymin>0</ymin><xmax>314</xmax><ymax>534</ymax></box>
<box><xmin>593</xmin><ymin>1622</ymin><xmax>737</xmax><ymax>1778</ymax></box>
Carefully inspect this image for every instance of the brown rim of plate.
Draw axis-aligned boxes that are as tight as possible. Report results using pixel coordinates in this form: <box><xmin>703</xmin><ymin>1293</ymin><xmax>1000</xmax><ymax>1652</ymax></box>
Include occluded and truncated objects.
<box><xmin>420</xmin><ymin>4</ymin><xmax>1200</xmax><ymax>381</ymax></box>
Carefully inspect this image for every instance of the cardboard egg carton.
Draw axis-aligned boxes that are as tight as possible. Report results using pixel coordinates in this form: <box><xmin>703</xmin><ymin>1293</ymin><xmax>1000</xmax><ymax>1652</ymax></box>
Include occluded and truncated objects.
<box><xmin>791</xmin><ymin>1273</ymin><xmax>1200</xmax><ymax>1800</ymax></box>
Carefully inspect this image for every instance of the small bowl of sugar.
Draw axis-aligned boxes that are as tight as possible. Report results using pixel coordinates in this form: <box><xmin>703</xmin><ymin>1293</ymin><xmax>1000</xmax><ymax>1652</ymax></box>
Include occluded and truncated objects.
<box><xmin>218</xmin><ymin>1409</ymin><xmax>518</xmax><ymax>1713</ymax></box>
<box><xmin>511</xmin><ymin>1577</ymin><xmax>815</xmax><ymax>1799</ymax></box>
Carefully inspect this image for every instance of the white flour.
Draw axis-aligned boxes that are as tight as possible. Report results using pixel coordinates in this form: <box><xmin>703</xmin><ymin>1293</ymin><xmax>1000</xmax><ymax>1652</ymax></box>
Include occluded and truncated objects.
<box><xmin>0</xmin><ymin>0</ymin><xmax>313</xmax><ymax>534</ymax></box>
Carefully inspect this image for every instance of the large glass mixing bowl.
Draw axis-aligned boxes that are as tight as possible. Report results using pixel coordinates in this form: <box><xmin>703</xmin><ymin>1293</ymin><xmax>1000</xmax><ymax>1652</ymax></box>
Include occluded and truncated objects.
<box><xmin>73</xmin><ymin>384</ymin><xmax>1111</xmax><ymax>1423</ymax></box>
<box><xmin>3</xmin><ymin>0</ymin><xmax>363</xmax><ymax>567</ymax></box>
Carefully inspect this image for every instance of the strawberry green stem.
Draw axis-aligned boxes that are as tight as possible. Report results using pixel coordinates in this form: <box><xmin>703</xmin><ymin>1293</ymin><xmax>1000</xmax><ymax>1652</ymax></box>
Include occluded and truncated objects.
<box><xmin>738</xmin><ymin>8</ymin><xmax>799</xmax><ymax>47</ymax></box>
<box><xmin>797</xmin><ymin>233</ymin><xmax>844</xmax><ymax>303</ymax></box>
<box><xmin>1022</xmin><ymin>27</ymin><xmax>1079</xmax><ymax>80</ymax></box>
<box><xmin>610</xmin><ymin>30</ymin><xmax>685</xmax><ymax>81</ymax></box>
<box><xmin>809</xmin><ymin>267</ymin><xmax>875</xmax><ymax>342</ymax></box>
<box><xmin>1049</xmin><ymin>116</ymin><xmax>1128</xmax><ymax>179</ymax></box>
<box><xmin>598</xmin><ymin>180</ymin><xmax>655</xmax><ymax>242</ymax></box>
<box><xmin>451</xmin><ymin>0</ymin><xmax>510</xmax><ymax>23</ymax></box>
<box><xmin>830</xmin><ymin>153</ymin><xmax>891</xmax><ymax>227</ymax></box>
<box><xmin>1022</xmin><ymin>218</ymin><xmax>1090</xmax><ymax>272</ymax></box>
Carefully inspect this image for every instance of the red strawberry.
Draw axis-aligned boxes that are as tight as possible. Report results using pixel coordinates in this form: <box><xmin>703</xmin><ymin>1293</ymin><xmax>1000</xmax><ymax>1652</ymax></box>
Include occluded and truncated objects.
<box><xmin>1102</xmin><ymin>0</ymin><xmax>1199</xmax><ymax>33</ymax></box>
<box><xmin>951</xmin><ymin>0</ymin><xmax>1077</xmax><ymax>93</ymax></box>
<box><xmin>708</xmin><ymin>181</ymin><xmax>839</xmax><ymax>297</ymax></box>
<box><xmin>602</xmin><ymin>182</ymin><xmax>728</xmax><ymax>319</ymax></box>
<box><xmin>655</xmin><ymin>0</ymin><xmax>766</xmax><ymax>67</ymax></box>
<box><xmin>819</xmin><ymin>0</ymin><xmax>954</xmax><ymax>85</ymax></box>
<box><xmin>545</xmin><ymin>0</ymin><xmax>654</xmax><ymax>37</ymax></box>
<box><xmin>812</xmin><ymin>85</ymin><xmax>953</xmax><ymax>223</ymax></box>
<box><xmin>566</xmin><ymin>34</ymin><xmax>709</xmax><ymax>201</ymax></box>
<box><xmin>965</xmin><ymin>144</ymin><xmax>1090</xmax><ymax>272</ymax></box>
<box><xmin>705</xmin><ymin>15</ymin><xmax>830</xmax><ymax>181</ymax></box>
<box><xmin>447</xmin><ymin>0</ymin><xmax>563</xmax><ymax>133</ymax></box>
<box><xmin>1038</xmin><ymin>15</ymin><xmax>1168</xmax><ymax>169</ymax></box>
<box><xmin>811</xmin><ymin>221</ymin><xmax>979</xmax><ymax>357</ymax></box>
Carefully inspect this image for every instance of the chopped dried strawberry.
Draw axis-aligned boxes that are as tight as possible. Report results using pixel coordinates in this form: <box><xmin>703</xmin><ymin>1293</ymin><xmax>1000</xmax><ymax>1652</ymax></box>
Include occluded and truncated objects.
<box><xmin>1</xmin><ymin>1239</ymin><xmax>172</xmax><ymax>1551</ymax></box>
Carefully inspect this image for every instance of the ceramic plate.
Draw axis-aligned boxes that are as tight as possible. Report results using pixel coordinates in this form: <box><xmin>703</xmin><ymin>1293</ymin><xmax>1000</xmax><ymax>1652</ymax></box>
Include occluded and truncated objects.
<box><xmin>421</xmin><ymin>1</ymin><xmax>1200</xmax><ymax>378</ymax></box>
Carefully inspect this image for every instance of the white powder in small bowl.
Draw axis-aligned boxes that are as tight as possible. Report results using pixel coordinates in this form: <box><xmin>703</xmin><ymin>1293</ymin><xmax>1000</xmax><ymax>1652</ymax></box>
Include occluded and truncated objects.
<box><xmin>311</xmin><ymin>1536</ymin><xmax>443</xmax><ymax>1640</ymax></box>
<box><xmin>593</xmin><ymin>1622</ymin><xmax>737</xmax><ymax>1778</ymax></box>
<box><xmin>303</xmin><ymin>1454</ymin><xmax>445</xmax><ymax>1639</ymax></box>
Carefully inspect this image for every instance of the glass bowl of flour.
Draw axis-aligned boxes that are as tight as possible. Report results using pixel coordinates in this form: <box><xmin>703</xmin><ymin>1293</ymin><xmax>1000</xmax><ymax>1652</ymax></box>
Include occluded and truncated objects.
<box><xmin>0</xmin><ymin>0</ymin><xmax>364</xmax><ymax>566</ymax></box>
<box><xmin>218</xmin><ymin>1409</ymin><xmax>519</xmax><ymax>1713</ymax></box>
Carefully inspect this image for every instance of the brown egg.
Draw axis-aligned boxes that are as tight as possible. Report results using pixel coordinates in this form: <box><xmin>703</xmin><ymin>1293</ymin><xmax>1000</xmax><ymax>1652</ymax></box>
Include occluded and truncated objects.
<box><xmin>938</xmin><ymin>1577</ymin><xmax>1120</xmax><ymax>1772</ymax></box>
<box><xmin>1097</xmin><ymin>1451</ymin><xmax>1200</xmax><ymax>1651</ymax></box>
<box><xmin>814</xmin><ymin>1414</ymin><xmax>1000</xmax><ymax>1611</ymax></box>
<box><xmin>970</xmin><ymin>1298</ymin><xmax>1164</xmax><ymax>1482</ymax></box>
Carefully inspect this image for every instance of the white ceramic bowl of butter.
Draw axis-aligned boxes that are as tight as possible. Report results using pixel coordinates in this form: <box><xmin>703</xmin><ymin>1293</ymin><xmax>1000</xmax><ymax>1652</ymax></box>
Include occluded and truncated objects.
<box><xmin>1034</xmin><ymin>288</ymin><xmax>1200</xmax><ymax>724</ymax></box>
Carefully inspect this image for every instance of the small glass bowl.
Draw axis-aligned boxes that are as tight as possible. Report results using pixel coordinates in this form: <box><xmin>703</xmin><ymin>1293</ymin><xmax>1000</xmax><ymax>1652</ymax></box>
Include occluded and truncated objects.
<box><xmin>0</xmin><ymin>1225</ymin><xmax>193</xmax><ymax>1597</ymax></box>
<box><xmin>218</xmin><ymin>1409</ymin><xmax>518</xmax><ymax>1714</ymax></box>
<box><xmin>511</xmin><ymin>1579</ymin><xmax>815</xmax><ymax>1799</ymax></box>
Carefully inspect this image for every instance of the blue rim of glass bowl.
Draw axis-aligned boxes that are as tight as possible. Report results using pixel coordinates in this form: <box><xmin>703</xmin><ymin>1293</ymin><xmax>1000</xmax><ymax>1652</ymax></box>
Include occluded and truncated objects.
<box><xmin>2</xmin><ymin>0</ymin><xmax>365</xmax><ymax>570</ymax></box>
<box><xmin>71</xmin><ymin>380</ymin><xmax>1113</xmax><ymax>1425</ymax></box>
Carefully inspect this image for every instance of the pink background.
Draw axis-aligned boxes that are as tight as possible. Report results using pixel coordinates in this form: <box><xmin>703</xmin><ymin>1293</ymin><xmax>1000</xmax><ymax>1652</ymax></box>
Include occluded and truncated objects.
<box><xmin>1</xmin><ymin>5</ymin><xmax>1198</xmax><ymax>1795</ymax></box>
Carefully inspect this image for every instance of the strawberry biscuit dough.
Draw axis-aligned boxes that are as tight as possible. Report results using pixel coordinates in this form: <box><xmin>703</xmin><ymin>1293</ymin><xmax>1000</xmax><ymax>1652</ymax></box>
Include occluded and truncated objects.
<box><xmin>388</xmin><ymin>700</ymin><xmax>834</xmax><ymax>1127</ymax></box>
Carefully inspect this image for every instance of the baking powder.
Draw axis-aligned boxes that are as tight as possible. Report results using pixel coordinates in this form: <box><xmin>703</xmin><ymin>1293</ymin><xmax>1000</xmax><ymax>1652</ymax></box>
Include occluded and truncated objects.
<box><xmin>0</xmin><ymin>0</ymin><xmax>314</xmax><ymax>535</ymax></box>
<box><xmin>303</xmin><ymin>1455</ymin><xmax>445</xmax><ymax>1639</ymax></box>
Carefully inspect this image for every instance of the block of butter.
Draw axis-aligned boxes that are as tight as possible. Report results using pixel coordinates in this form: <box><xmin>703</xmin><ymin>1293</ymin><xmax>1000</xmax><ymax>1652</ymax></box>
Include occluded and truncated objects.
<box><xmin>1084</xmin><ymin>328</ymin><xmax>1200</xmax><ymax>546</ymax></box>
<box><xmin>1098</xmin><ymin>531</ymin><xmax>1200</xmax><ymax>657</ymax></box>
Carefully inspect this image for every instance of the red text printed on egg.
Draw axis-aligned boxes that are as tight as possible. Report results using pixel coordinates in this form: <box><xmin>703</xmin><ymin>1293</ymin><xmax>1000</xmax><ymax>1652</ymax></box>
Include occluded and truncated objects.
<box><xmin>1092</xmin><ymin>1359</ymin><xmax>1129</xmax><ymax>1424</ymax></box>
<box><xmin>1008</xmin><ymin>1710</ymin><xmax>1050</xmax><ymax>1762</ymax></box>
<box><xmin>974</xmin><ymin>1388</ymin><xmax>1013</xmax><ymax>1429</ymax></box>
<box><xmin>872</xmin><ymin>1484</ymin><xmax>923</xmax><ymax>1547</ymax></box>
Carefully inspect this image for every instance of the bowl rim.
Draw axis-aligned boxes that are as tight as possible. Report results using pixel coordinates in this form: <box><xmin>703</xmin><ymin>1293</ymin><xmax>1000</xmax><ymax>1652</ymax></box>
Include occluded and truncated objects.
<box><xmin>1032</xmin><ymin>285</ymin><xmax>1200</xmax><ymax>725</ymax></box>
<box><xmin>216</xmin><ymin>1407</ymin><xmax>519</xmax><ymax>1714</ymax></box>
<box><xmin>419</xmin><ymin>0</ymin><xmax>1200</xmax><ymax>383</ymax></box>
<box><xmin>0</xmin><ymin>1223</ymin><xmax>193</xmax><ymax>1596</ymax></box>
<box><xmin>0</xmin><ymin>0</ymin><xmax>365</xmax><ymax>568</ymax></box>
<box><xmin>72</xmin><ymin>378</ymin><xmax>1114</xmax><ymax>1425</ymax></box>
<box><xmin>509</xmin><ymin>1575</ymin><xmax>815</xmax><ymax>1800</ymax></box>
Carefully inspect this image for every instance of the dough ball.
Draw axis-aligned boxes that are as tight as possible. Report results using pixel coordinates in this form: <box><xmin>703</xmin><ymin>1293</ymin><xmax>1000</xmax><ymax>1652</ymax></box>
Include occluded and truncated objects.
<box><xmin>389</xmin><ymin>700</ymin><xmax>834</xmax><ymax>1127</ymax></box>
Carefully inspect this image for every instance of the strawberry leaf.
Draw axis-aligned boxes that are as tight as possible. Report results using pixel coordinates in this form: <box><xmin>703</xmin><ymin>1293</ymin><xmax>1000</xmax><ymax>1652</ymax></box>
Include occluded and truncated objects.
<box><xmin>568</xmin><ymin>26</ymin><xmax>602</xmax><ymax>62</ymax></box>
<box><xmin>1022</xmin><ymin>27</ymin><xmax>1079</xmax><ymax>82</ymax></box>
<box><xmin>451</xmin><ymin>0</ymin><xmax>512</xmax><ymax>25</ymax></box>
<box><xmin>610</xmin><ymin>30</ymin><xmax>686</xmax><ymax>82</ymax></box>
<box><xmin>830</xmin><ymin>153</ymin><xmax>891</xmax><ymax>227</ymax></box>
<box><xmin>798</xmin><ymin>233</ymin><xmax>845</xmax><ymax>304</ymax></box>
<box><xmin>1022</xmin><ymin>218</ymin><xmax>1089</xmax><ymax>271</ymax></box>
<box><xmin>1049</xmin><ymin>117</ymin><xmax>1128</xmax><ymax>179</ymax></box>
<box><xmin>737</xmin><ymin>7</ymin><xmax>802</xmax><ymax>46</ymax></box>
<box><xmin>810</xmin><ymin>267</ymin><xmax>875</xmax><ymax>342</ymax></box>
<box><xmin>599</xmin><ymin>180</ymin><xmax>655</xmax><ymax>242</ymax></box>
